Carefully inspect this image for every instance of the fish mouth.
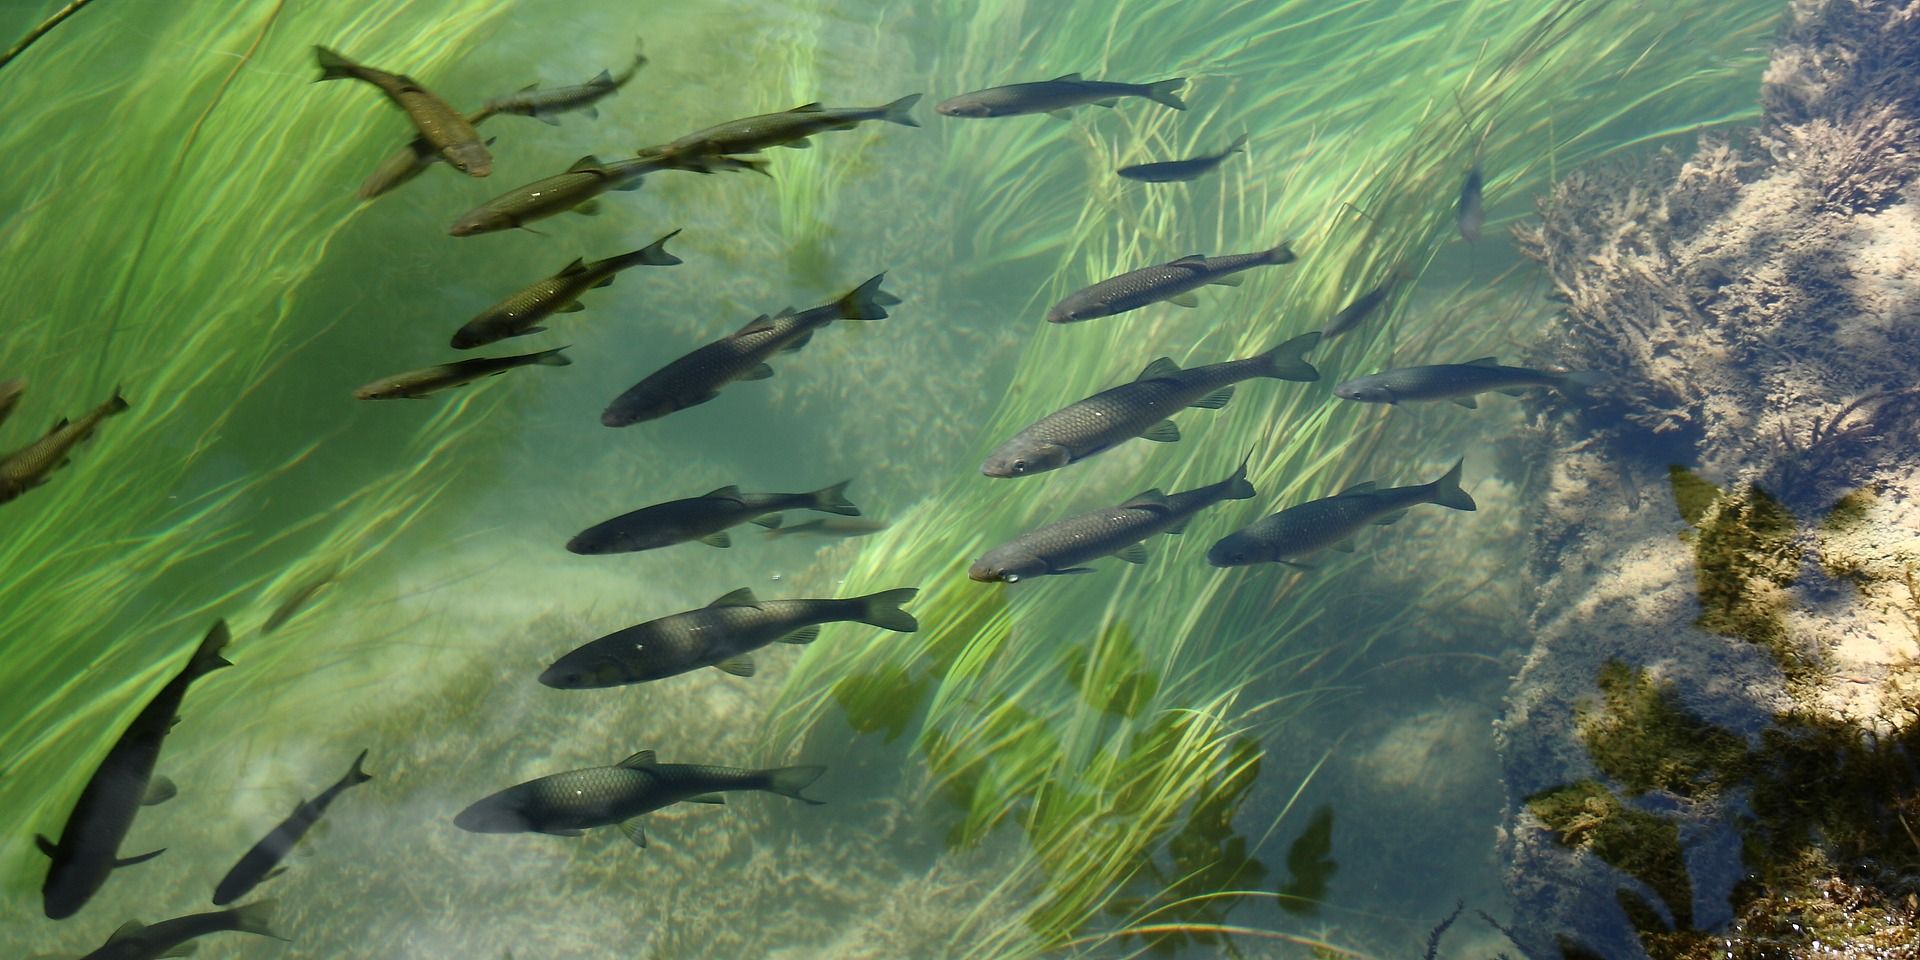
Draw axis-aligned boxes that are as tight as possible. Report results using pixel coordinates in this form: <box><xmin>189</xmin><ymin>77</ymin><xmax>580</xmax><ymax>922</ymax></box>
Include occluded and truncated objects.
<box><xmin>563</xmin><ymin>536</ymin><xmax>598</xmax><ymax>555</ymax></box>
<box><xmin>452</xmin><ymin>802</ymin><xmax>524</xmax><ymax>834</ymax></box>
<box><xmin>1043</xmin><ymin>308</ymin><xmax>1073</xmax><ymax>323</ymax></box>
<box><xmin>447</xmin><ymin>220</ymin><xmax>483</xmax><ymax>237</ymax></box>
<box><xmin>966</xmin><ymin>564</ymin><xmax>999</xmax><ymax>582</ymax></box>
<box><xmin>979</xmin><ymin>462</ymin><xmax>1011</xmax><ymax>479</ymax></box>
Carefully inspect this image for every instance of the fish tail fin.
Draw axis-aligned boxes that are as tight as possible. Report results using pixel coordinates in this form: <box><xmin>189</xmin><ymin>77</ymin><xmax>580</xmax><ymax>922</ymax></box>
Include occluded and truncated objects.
<box><xmin>880</xmin><ymin>93</ymin><xmax>922</xmax><ymax>127</ymax></box>
<box><xmin>313</xmin><ymin>46</ymin><xmax>357</xmax><ymax>82</ymax></box>
<box><xmin>1143</xmin><ymin>77</ymin><xmax>1187</xmax><ymax>110</ymax></box>
<box><xmin>631</xmin><ymin>229</ymin><xmax>683</xmax><ymax>266</ymax></box>
<box><xmin>766</xmin><ymin>766</ymin><xmax>828</xmax><ymax>805</ymax></box>
<box><xmin>345</xmin><ymin>749</ymin><xmax>373</xmax><ymax>786</ymax></box>
<box><xmin>1225</xmin><ymin>448</ymin><xmax>1257</xmax><ymax>500</ymax></box>
<box><xmin>834</xmin><ymin>273</ymin><xmax>893</xmax><ymax>321</ymax></box>
<box><xmin>1555</xmin><ymin>370</ymin><xmax>1604</xmax><ymax>403</ymax></box>
<box><xmin>1427</xmin><ymin>458</ymin><xmax>1477</xmax><ymax>511</ymax></box>
<box><xmin>850</xmin><ymin>587</ymin><xmax>919</xmax><ymax>633</ymax></box>
<box><xmin>532</xmin><ymin>347</ymin><xmax>572</xmax><ymax>366</ymax></box>
<box><xmin>188</xmin><ymin>620</ymin><xmax>235</xmax><ymax>679</ymax></box>
<box><xmin>227</xmin><ymin>898</ymin><xmax>285</xmax><ymax>939</ymax></box>
<box><xmin>809</xmin><ymin>479</ymin><xmax>861</xmax><ymax>516</ymax></box>
<box><xmin>1257</xmin><ymin>332</ymin><xmax>1321</xmax><ymax>382</ymax></box>
<box><xmin>1263</xmin><ymin>240</ymin><xmax>1297</xmax><ymax>265</ymax></box>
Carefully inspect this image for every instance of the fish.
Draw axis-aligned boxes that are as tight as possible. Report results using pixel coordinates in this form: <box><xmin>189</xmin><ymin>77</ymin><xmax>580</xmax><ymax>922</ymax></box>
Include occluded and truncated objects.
<box><xmin>356</xmin><ymin>119</ymin><xmax>495</xmax><ymax>200</ymax></box>
<box><xmin>1320</xmin><ymin>269</ymin><xmax>1405</xmax><ymax>340</ymax></box>
<box><xmin>258</xmin><ymin>565</ymin><xmax>338</xmax><ymax>635</ymax></box>
<box><xmin>936</xmin><ymin>73</ymin><xmax>1186</xmax><ymax>118</ymax></box>
<box><xmin>212</xmin><ymin>750</ymin><xmax>371</xmax><ymax>905</ymax></box>
<box><xmin>540</xmin><ymin>586</ymin><xmax>918</xmax><ymax>687</ymax></box>
<box><xmin>353</xmin><ymin>347</ymin><xmax>571</xmax><ymax>400</ymax></box>
<box><xmin>646</xmin><ymin>94</ymin><xmax>921</xmax><ymax>158</ymax></box>
<box><xmin>601</xmin><ymin>273</ymin><xmax>896</xmax><ymax>427</ymax></box>
<box><xmin>483</xmin><ymin>45</ymin><xmax>648</xmax><ymax>125</ymax></box>
<box><xmin>447</xmin><ymin>153</ymin><xmax>762</xmax><ymax>236</ymax></box>
<box><xmin>981</xmin><ymin>334</ymin><xmax>1320</xmax><ymax>478</ymax></box>
<box><xmin>39</xmin><ymin>621</ymin><xmax>233</xmax><ymax>920</ymax></box>
<box><xmin>762</xmin><ymin>516</ymin><xmax>889</xmax><ymax>540</ymax></box>
<box><xmin>314</xmin><ymin>46</ymin><xmax>490</xmax><ymax>176</ymax></box>
<box><xmin>1334</xmin><ymin>358</ymin><xmax>1600</xmax><ymax>408</ymax></box>
<box><xmin>451</xmin><ymin>232</ymin><xmax>683</xmax><ymax>349</ymax></box>
<box><xmin>1457</xmin><ymin>165</ymin><xmax>1484</xmax><ymax>243</ymax></box>
<box><xmin>78</xmin><ymin>901</ymin><xmax>280</xmax><ymax>960</ymax></box>
<box><xmin>1116</xmin><ymin>134</ymin><xmax>1248</xmax><ymax>183</ymax></box>
<box><xmin>0</xmin><ymin>377</ymin><xmax>25</xmax><ymax>429</ymax></box>
<box><xmin>567</xmin><ymin>480</ymin><xmax>859</xmax><ymax>555</ymax></box>
<box><xmin>0</xmin><ymin>388</ymin><xmax>130</xmax><ymax>506</ymax></box>
<box><xmin>453</xmin><ymin>750</ymin><xmax>826</xmax><ymax>848</ymax></box>
<box><xmin>1046</xmin><ymin>242</ymin><xmax>1295</xmax><ymax>323</ymax></box>
<box><xmin>970</xmin><ymin>456</ymin><xmax>1256</xmax><ymax>582</ymax></box>
<box><xmin>1206</xmin><ymin>459</ymin><xmax>1476</xmax><ymax>568</ymax></box>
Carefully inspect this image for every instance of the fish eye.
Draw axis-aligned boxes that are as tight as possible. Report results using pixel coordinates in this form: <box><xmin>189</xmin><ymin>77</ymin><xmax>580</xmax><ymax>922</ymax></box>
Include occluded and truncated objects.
<box><xmin>1011</xmin><ymin>459</ymin><xmax>1028</xmax><ymax>474</ymax></box>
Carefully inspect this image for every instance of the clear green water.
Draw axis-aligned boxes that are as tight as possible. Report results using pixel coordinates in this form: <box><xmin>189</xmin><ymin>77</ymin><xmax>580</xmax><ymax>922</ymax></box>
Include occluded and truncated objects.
<box><xmin>0</xmin><ymin>0</ymin><xmax>1778</xmax><ymax>956</ymax></box>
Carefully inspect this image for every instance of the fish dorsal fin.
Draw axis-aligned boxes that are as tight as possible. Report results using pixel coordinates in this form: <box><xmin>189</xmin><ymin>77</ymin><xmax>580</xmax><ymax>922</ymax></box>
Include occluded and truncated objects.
<box><xmin>107</xmin><ymin>920</ymin><xmax>147</xmax><ymax>943</ymax></box>
<box><xmin>789</xmin><ymin>101</ymin><xmax>824</xmax><ymax>112</ymax></box>
<box><xmin>46</xmin><ymin>417</ymin><xmax>68</xmax><ymax>435</ymax></box>
<box><xmin>1051</xmin><ymin>72</ymin><xmax>1085</xmax><ymax>82</ymax></box>
<box><xmin>1338</xmin><ymin>481</ymin><xmax>1378</xmax><ymax>496</ymax></box>
<box><xmin>702</xmin><ymin>485</ymin><xmax>744</xmax><ymax>501</ymax></box>
<box><xmin>566</xmin><ymin>155</ymin><xmax>603</xmax><ymax>172</ymax></box>
<box><xmin>709</xmin><ymin>587</ymin><xmax>759</xmax><ymax>607</ymax></box>
<box><xmin>557</xmin><ymin>257</ymin><xmax>588</xmax><ymax>277</ymax></box>
<box><xmin>1137</xmin><ymin>357</ymin><xmax>1181</xmax><ymax>381</ymax></box>
<box><xmin>1464</xmin><ymin>356</ymin><xmax>1500</xmax><ymax>366</ymax></box>
<box><xmin>517</xmin><ymin>82</ymin><xmax>539</xmax><ymax>92</ymax></box>
<box><xmin>1120</xmin><ymin>489</ymin><xmax>1170</xmax><ymax>511</ymax></box>
<box><xmin>735</xmin><ymin>314</ymin><xmax>776</xmax><ymax>337</ymax></box>
<box><xmin>618</xmin><ymin>750</ymin><xmax>657</xmax><ymax>769</ymax></box>
<box><xmin>590</xmin><ymin>69</ymin><xmax>613</xmax><ymax>84</ymax></box>
<box><xmin>1171</xmin><ymin>253</ymin><xmax>1207</xmax><ymax>263</ymax></box>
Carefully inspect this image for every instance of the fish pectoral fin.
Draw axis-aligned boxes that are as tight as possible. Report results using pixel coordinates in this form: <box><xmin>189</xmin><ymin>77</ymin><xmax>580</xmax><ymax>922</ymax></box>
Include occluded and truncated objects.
<box><xmin>617</xmin><ymin>818</ymin><xmax>649</xmax><ymax>848</ymax></box>
<box><xmin>749</xmin><ymin>514</ymin><xmax>784</xmax><ymax>529</ymax></box>
<box><xmin>1189</xmin><ymin>386</ymin><xmax>1234</xmax><ymax>410</ymax></box>
<box><xmin>1372</xmin><ymin>510</ymin><xmax>1408</xmax><ymax>526</ymax></box>
<box><xmin>571</xmin><ymin>200</ymin><xmax>603</xmax><ymax>216</ymax></box>
<box><xmin>114</xmin><ymin>847</ymin><xmax>167</xmax><ymax>867</ymax></box>
<box><xmin>555</xmin><ymin>301</ymin><xmax>587</xmax><ymax>313</ymax></box>
<box><xmin>1114</xmin><ymin>543</ymin><xmax>1150</xmax><ymax>564</ymax></box>
<box><xmin>739</xmin><ymin>363</ymin><xmax>776</xmax><ymax>381</ymax></box>
<box><xmin>709</xmin><ymin>587</ymin><xmax>760</xmax><ymax>607</ymax></box>
<box><xmin>1045</xmin><ymin>109</ymin><xmax>1072</xmax><ymax>120</ymax></box>
<box><xmin>780</xmin><ymin>626</ymin><xmax>821</xmax><ymax>644</ymax></box>
<box><xmin>34</xmin><ymin>834</ymin><xmax>55</xmax><ymax>857</ymax></box>
<box><xmin>1140</xmin><ymin>420</ymin><xmax>1181</xmax><ymax>443</ymax></box>
<box><xmin>714</xmin><ymin>655</ymin><xmax>756</xmax><ymax>677</ymax></box>
<box><xmin>1167</xmin><ymin>293</ymin><xmax>1201</xmax><ymax>308</ymax></box>
<box><xmin>1464</xmin><ymin>356</ymin><xmax>1500</xmax><ymax>366</ymax></box>
<box><xmin>1136</xmin><ymin>357</ymin><xmax>1181</xmax><ymax>381</ymax></box>
<box><xmin>1331</xmin><ymin>539</ymin><xmax>1357</xmax><ymax>553</ymax></box>
<box><xmin>698</xmin><ymin>531</ymin><xmax>732</xmax><ymax>548</ymax></box>
<box><xmin>1208</xmin><ymin>274</ymin><xmax>1245</xmax><ymax>286</ymax></box>
<box><xmin>1449</xmin><ymin>395</ymin><xmax>1479</xmax><ymax>409</ymax></box>
<box><xmin>141</xmin><ymin>776</ymin><xmax>178</xmax><ymax>806</ymax></box>
<box><xmin>619</xmin><ymin>750</ymin><xmax>658</xmax><ymax>769</ymax></box>
<box><xmin>685</xmin><ymin>793</ymin><xmax>727</xmax><ymax>804</ymax></box>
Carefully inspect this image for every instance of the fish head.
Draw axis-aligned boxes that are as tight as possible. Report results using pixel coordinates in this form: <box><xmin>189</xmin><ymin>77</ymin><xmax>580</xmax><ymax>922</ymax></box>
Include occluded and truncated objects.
<box><xmin>968</xmin><ymin>548</ymin><xmax>1044</xmax><ymax>583</ymax></box>
<box><xmin>38</xmin><ymin>848</ymin><xmax>93</xmax><ymax>921</ymax></box>
<box><xmin>538</xmin><ymin>653</ymin><xmax>629</xmax><ymax>689</ymax></box>
<box><xmin>444</xmin><ymin>142</ymin><xmax>493</xmax><ymax>177</ymax></box>
<box><xmin>980</xmin><ymin>441</ymin><xmax>1069</xmax><ymax>478</ymax></box>
<box><xmin>352</xmin><ymin>382</ymin><xmax>399</xmax><ymax>401</ymax></box>
<box><xmin>1205</xmin><ymin>532</ymin><xmax>1265</xmax><ymax>568</ymax></box>
<box><xmin>1044</xmin><ymin>298</ymin><xmax>1109</xmax><ymax>324</ymax></box>
<box><xmin>453</xmin><ymin>794</ymin><xmax>532</xmax><ymax>834</ymax></box>
<box><xmin>934</xmin><ymin>96</ymin><xmax>995</xmax><ymax>118</ymax></box>
<box><xmin>1332</xmin><ymin>378</ymin><xmax>1395</xmax><ymax>404</ymax></box>
<box><xmin>448</xmin><ymin>209</ymin><xmax>509</xmax><ymax>237</ymax></box>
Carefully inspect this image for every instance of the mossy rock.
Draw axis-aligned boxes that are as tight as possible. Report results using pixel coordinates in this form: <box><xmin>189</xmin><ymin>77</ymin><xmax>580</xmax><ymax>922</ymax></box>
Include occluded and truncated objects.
<box><xmin>1527</xmin><ymin>780</ymin><xmax>1694</xmax><ymax>929</ymax></box>
<box><xmin>1579</xmin><ymin>660</ymin><xmax>1750</xmax><ymax>799</ymax></box>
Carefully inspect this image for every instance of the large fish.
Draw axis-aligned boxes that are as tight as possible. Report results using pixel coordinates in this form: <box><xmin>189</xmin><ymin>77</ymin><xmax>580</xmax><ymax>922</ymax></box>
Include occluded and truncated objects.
<box><xmin>540</xmin><ymin>586</ymin><xmax>918</xmax><ymax>687</ymax></box>
<box><xmin>447</xmin><ymin>153</ymin><xmax>762</xmax><ymax>236</ymax></box>
<box><xmin>970</xmin><ymin>456</ymin><xmax>1255</xmax><ymax>582</ymax></box>
<box><xmin>1046</xmin><ymin>242</ymin><xmax>1295</xmax><ymax>323</ymax></box>
<box><xmin>1457</xmin><ymin>165</ymin><xmax>1485</xmax><ymax>243</ymax></box>
<box><xmin>1334</xmin><ymin>358</ymin><xmax>1599</xmax><ymax>408</ymax></box>
<box><xmin>1207</xmin><ymin>459</ymin><xmax>1476</xmax><ymax>568</ymax></box>
<box><xmin>78</xmin><ymin>902</ymin><xmax>279</xmax><ymax>960</ymax></box>
<box><xmin>39</xmin><ymin>621</ymin><xmax>233</xmax><ymax>919</ymax></box>
<box><xmin>212</xmin><ymin>750</ymin><xmax>372</xmax><ymax>906</ymax></box>
<box><xmin>601</xmin><ymin>273</ymin><xmax>896</xmax><ymax>427</ymax></box>
<box><xmin>567</xmin><ymin>480</ymin><xmax>859</xmax><ymax>555</ymax></box>
<box><xmin>0</xmin><ymin>388</ymin><xmax>130</xmax><ymax>506</ymax></box>
<box><xmin>483</xmin><ymin>45</ymin><xmax>648</xmax><ymax>125</ymax></box>
<box><xmin>981</xmin><ymin>334</ymin><xmax>1320</xmax><ymax>478</ymax></box>
<box><xmin>453</xmin><ymin>750</ymin><xmax>826</xmax><ymax>848</ymax></box>
<box><xmin>356</xmin><ymin>114</ymin><xmax>495</xmax><ymax>200</ymax></box>
<box><xmin>936</xmin><ymin>73</ymin><xmax>1186</xmax><ymax>118</ymax></box>
<box><xmin>647</xmin><ymin>94</ymin><xmax>921</xmax><ymax>157</ymax></box>
<box><xmin>452</xmin><ymin>232</ymin><xmax>682</xmax><ymax>349</ymax></box>
<box><xmin>0</xmin><ymin>377</ymin><xmax>25</xmax><ymax>429</ymax></box>
<box><xmin>314</xmin><ymin>46</ymin><xmax>490</xmax><ymax>177</ymax></box>
<box><xmin>1116</xmin><ymin>134</ymin><xmax>1247</xmax><ymax>183</ymax></box>
<box><xmin>1320</xmin><ymin>270</ymin><xmax>1404</xmax><ymax>340</ymax></box>
<box><xmin>353</xmin><ymin>347</ymin><xmax>570</xmax><ymax>400</ymax></box>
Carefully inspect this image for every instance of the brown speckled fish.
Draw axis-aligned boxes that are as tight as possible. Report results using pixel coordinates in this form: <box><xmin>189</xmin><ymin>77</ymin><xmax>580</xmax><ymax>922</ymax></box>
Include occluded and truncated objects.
<box><xmin>315</xmin><ymin>46</ymin><xmax>491</xmax><ymax>176</ymax></box>
<box><xmin>452</xmin><ymin>231</ymin><xmax>682</xmax><ymax>348</ymax></box>
<box><xmin>353</xmin><ymin>347</ymin><xmax>570</xmax><ymax>400</ymax></box>
<box><xmin>0</xmin><ymin>387</ymin><xmax>128</xmax><ymax>505</ymax></box>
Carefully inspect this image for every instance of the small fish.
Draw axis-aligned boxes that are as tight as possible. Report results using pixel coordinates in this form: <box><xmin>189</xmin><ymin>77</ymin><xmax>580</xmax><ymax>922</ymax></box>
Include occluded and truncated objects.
<box><xmin>447</xmin><ymin>153</ymin><xmax>761</xmax><ymax>236</ymax></box>
<box><xmin>982</xmin><ymin>334</ymin><xmax>1320</xmax><ymax>478</ymax></box>
<box><xmin>314</xmin><ymin>46</ymin><xmax>490</xmax><ymax>176</ymax></box>
<box><xmin>540</xmin><ymin>586</ymin><xmax>918</xmax><ymax>687</ymax></box>
<box><xmin>213</xmin><ymin>750</ymin><xmax>371</xmax><ymax>905</ymax></box>
<box><xmin>39</xmin><ymin>622</ymin><xmax>233</xmax><ymax>919</ymax></box>
<box><xmin>971</xmin><ymin>456</ymin><xmax>1256</xmax><ymax>582</ymax></box>
<box><xmin>1046</xmin><ymin>242</ymin><xmax>1295</xmax><ymax>323</ymax></box>
<box><xmin>567</xmin><ymin>480</ymin><xmax>859</xmax><ymax>555</ymax></box>
<box><xmin>0</xmin><ymin>377</ymin><xmax>25</xmax><ymax>429</ymax></box>
<box><xmin>353</xmin><ymin>347</ymin><xmax>571</xmax><ymax>400</ymax></box>
<box><xmin>601</xmin><ymin>273</ymin><xmax>895</xmax><ymax>427</ymax></box>
<box><xmin>1457</xmin><ymin>165</ymin><xmax>1484</xmax><ymax>243</ymax></box>
<box><xmin>79</xmin><ymin>901</ymin><xmax>280</xmax><ymax>960</ymax></box>
<box><xmin>259</xmin><ymin>565</ymin><xmax>338</xmax><ymax>635</ymax></box>
<box><xmin>1116</xmin><ymin>134</ymin><xmax>1248</xmax><ymax>183</ymax></box>
<box><xmin>1334</xmin><ymin>358</ymin><xmax>1599</xmax><ymax>408</ymax></box>
<box><xmin>453</xmin><ymin>750</ymin><xmax>826</xmax><ymax>848</ymax></box>
<box><xmin>0</xmin><ymin>388</ymin><xmax>130</xmax><ymax>506</ymax></box>
<box><xmin>936</xmin><ymin>73</ymin><xmax>1186</xmax><ymax>118</ymax></box>
<box><xmin>483</xmin><ymin>45</ymin><xmax>648</xmax><ymax>125</ymax></box>
<box><xmin>1207</xmin><ymin>459</ymin><xmax>1476</xmax><ymax>568</ymax></box>
<box><xmin>647</xmin><ymin>94</ymin><xmax>921</xmax><ymax>158</ymax></box>
<box><xmin>356</xmin><ymin>119</ymin><xmax>495</xmax><ymax>201</ymax></box>
<box><xmin>1321</xmin><ymin>269</ymin><xmax>1404</xmax><ymax>340</ymax></box>
<box><xmin>762</xmin><ymin>516</ymin><xmax>889</xmax><ymax>540</ymax></box>
<box><xmin>452</xmin><ymin>232</ymin><xmax>683</xmax><ymax>349</ymax></box>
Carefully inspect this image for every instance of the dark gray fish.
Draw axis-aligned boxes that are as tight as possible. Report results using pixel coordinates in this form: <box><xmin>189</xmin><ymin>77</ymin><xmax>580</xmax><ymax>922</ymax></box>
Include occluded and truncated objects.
<box><xmin>1457</xmin><ymin>165</ymin><xmax>1484</xmax><ymax>243</ymax></box>
<box><xmin>0</xmin><ymin>388</ymin><xmax>129</xmax><ymax>505</ymax></box>
<box><xmin>1207</xmin><ymin>459</ymin><xmax>1475</xmax><ymax>568</ymax></box>
<box><xmin>567</xmin><ymin>481</ymin><xmax>858</xmax><ymax>555</ymax></box>
<box><xmin>357</xmin><ymin>118</ymin><xmax>495</xmax><ymax>201</ymax></box>
<box><xmin>1334</xmin><ymin>358</ymin><xmax>1599</xmax><ymax>408</ymax></box>
<box><xmin>39</xmin><ymin>622</ymin><xmax>233</xmax><ymax>919</ymax></box>
<box><xmin>448</xmin><ymin>153</ymin><xmax>763</xmax><ymax>237</ymax></box>
<box><xmin>314</xmin><ymin>46</ymin><xmax>490</xmax><ymax>176</ymax></box>
<box><xmin>452</xmin><ymin>232</ymin><xmax>682</xmax><ymax>349</ymax></box>
<box><xmin>540</xmin><ymin>586</ymin><xmax>917</xmax><ymax>687</ymax></box>
<box><xmin>1116</xmin><ymin>134</ymin><xmax>1247</xmax><ymax>183</ymax></box>
<box><xmin>981</xmin><ymin>334</ymin><xmax>1320</xmax><ymax>478</ymax></box>
<box><xmin>1320</xmin><ymin>269</ymin><xmax>1404</xmax><ymax>340</ymax></box>
<box><xmin>1046</xmin><ymin>242</ymin><xmax>1295</xmax><ymax>323</ymax></box>
<box><xmin>212</xmin><ymin>751</ymin><xmax>370</xmax><ymax>905</ymax></box>
<box><xmin>259</xmin><ymin>565</ymin><xmax>338</xmax><ymax>635</ymax></box>
<box><xmin>353</xmin><ymin>347</ymin><xmax>570</xmax><ymax>400</ymax></box>
<box><xmin>484</xmin><ymin>45</ymin><xmax>647</xmax><ymax>125</ymax></box>
<box><xmin>762</xmin><ymin>516</ymin><xmax>889</xmax><ymax>540</ymax></box>
<box><xmin>601</xmin><ymin>273</ymin><xmax>895</xmax><ymax>427</ymax></box>
<box><xmin>79</xmin><ymin>901</ymin><xmax>279</xmax><ymax>960</ymax></box>
<box><xmin>936</xmin><ymin>73</ymin><xmax>1186</xmax><ymax>118</ymax></box>
<box><xmin>970</xmin><ymin>456</ymin><xmax>1255</xmax><ymax>582</ymax></box>
<box><xmin>453</xmin><ymin>750</ymin><xmax>826</xmax><ymax>848</ymax></box>
<box><xmin>0</xmin><ymin>377</ymin><xmax>25</xmax><ymax>430</ymax></box>
<box><xmin>646</xmin><ymin>94</ymin><xmax>921</xmax><ymax>158</ymax></box>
